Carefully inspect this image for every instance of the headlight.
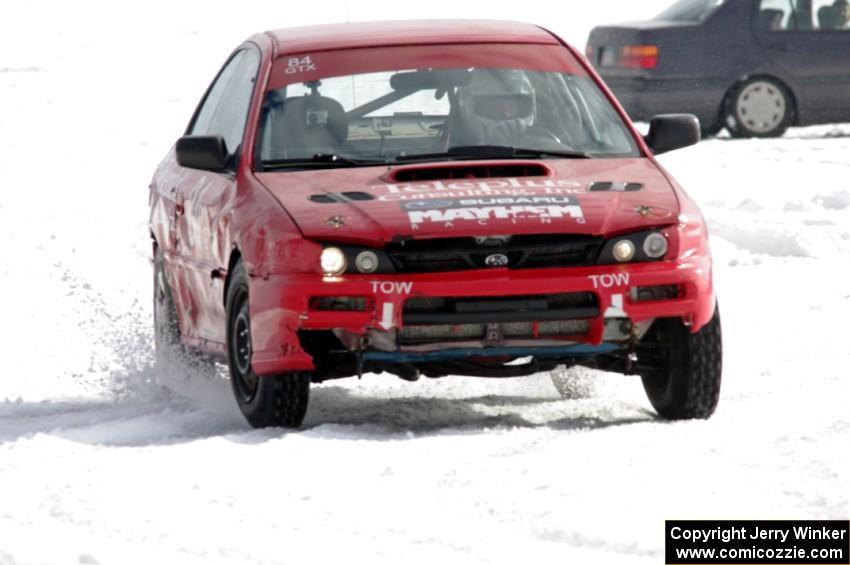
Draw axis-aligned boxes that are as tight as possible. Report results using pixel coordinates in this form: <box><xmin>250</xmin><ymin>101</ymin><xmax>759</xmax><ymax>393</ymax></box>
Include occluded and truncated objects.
<box><xmin>320</xmin><ymin>247</ymin><xmax>347</xmax><ymax>275</ymax></box>
<box><xmin>612</xmin><ymin>239</ymin><xmax>636</xmax><ymax>262</ymax></box>
<box><xmin>355</xmin><ymin>251</ymin><xmax>379</xmax><ymax>273</ymax></box>
<box><xmin>643</xmin><ymin>232</ymin><xmax>668</xmax><ymax>259</ymax></box>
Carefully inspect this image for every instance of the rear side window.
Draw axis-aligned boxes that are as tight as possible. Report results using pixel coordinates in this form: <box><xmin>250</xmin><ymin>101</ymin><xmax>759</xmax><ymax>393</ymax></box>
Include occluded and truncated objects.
<box><xmin>190</xmin><ymin>49</ymin><xmax>260</xmax><ymax>154</ymax></box>
<box><xmin>759</xmin><ymin>0</ymin><xmax>805</xmax><ymax>29</ymax></box>
<box><xmin>812</xmin><ymin>0</ymin><xmax>850</xmax><ymax>30</ymax></box>
<box><xmin>759</xmin><ymin>0</ymin><xmax>850</xmax><ymax>30</ymax></box>
<box><xmin>655</xmin><ymin>0</ymin><xmax>727</xmax><ymax>21</ymax></box>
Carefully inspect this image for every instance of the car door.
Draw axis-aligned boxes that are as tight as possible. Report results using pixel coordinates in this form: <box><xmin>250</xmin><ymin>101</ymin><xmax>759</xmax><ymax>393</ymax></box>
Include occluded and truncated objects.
<box><xmin>172</xmin><ymin>47</ymin><xmax>261</xmax><ymax>348</ymax></box>
<box><xmin>755</xmin><ymin>0</ymin><xmax>850</xmax><ymax>123</ymax></box>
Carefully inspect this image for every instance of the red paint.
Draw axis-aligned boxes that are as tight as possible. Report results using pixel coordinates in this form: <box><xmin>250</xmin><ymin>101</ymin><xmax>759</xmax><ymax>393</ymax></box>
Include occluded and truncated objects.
<box><xmin>149</xmin><ymin>21</ymin><xmax>715</xmax><ymax>377</ymax></box>
<box><xmin>262</xmin><ymin>20</ymin><xmax>560</xmax><ymax>56</ymax></box>
<box><xmin>267</xmin><ymin>44</ymin><xmax>587</xmax><ymax>90</ymax></box>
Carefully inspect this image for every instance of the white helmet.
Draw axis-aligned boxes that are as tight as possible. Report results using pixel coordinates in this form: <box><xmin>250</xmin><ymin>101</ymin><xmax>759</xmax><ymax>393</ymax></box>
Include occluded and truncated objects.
<box><xmin>456</xmin><ymin>69</ymin><xmax>536</xmax><ymax>145</ymax></box>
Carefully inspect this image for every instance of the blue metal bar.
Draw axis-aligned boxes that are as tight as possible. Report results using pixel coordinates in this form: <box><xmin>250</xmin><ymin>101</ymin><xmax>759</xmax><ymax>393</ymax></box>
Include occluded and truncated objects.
<box><xmin>362</xmin><ymin>343</ymin><xmax>621</xmax><ymax>364</ymax></box>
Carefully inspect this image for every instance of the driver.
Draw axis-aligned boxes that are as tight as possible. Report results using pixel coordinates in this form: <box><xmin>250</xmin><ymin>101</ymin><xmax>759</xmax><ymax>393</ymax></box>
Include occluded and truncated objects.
<box><xmin>453</xmin><ymin>68</ymin><xmax>537</xmax><ymax>146</ymax></box>
<box><xmin>836</xmin><ymin>0</ymin><xmax>850</xmax><ymax>28</ymax></box>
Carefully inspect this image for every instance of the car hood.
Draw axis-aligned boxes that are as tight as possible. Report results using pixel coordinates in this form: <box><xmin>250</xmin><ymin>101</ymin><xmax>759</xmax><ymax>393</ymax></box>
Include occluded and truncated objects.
<box><xmin>255</xmin><ymin>159</ymin><xmax>680</xmax><ymax>246</ymax></box>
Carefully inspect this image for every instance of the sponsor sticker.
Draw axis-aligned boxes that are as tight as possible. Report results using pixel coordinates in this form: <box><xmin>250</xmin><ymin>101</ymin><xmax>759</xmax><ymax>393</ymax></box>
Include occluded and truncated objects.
<box><xmin>285</xmin><ymin>55</ymin><xmax>316</xmax><ymax>75</ymax></box>
<box><xmin>377</xmin><ymin>178</ymin><xmax>583</xmax><ymax>202</ymax></box>
<box><xmin>401</xmin><ymin>196</ymin><xmax>585</xmax><ymax>228</ymax></box>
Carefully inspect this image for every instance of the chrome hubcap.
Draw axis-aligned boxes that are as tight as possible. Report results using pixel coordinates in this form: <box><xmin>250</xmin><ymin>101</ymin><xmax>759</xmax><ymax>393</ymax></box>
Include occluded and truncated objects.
<box><xmin>736</xmin><ymin>81</ymin><xmax>786</xmax><ymax>133</ymax></box>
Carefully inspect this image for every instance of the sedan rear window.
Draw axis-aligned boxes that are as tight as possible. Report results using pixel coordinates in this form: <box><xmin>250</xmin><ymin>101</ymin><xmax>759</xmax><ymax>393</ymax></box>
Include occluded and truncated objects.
<box><xmin>655</xmin><ymin>0</ymin><xmax>727</xmax><ymax>21</ymax></box>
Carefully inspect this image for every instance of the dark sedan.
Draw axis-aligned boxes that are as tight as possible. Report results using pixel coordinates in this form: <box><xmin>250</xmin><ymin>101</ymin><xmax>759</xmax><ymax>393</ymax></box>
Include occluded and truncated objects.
<box><xmin>587</xmin><ymin>0</ymin><xmax>850</xmax><ymax>137</ymax></box>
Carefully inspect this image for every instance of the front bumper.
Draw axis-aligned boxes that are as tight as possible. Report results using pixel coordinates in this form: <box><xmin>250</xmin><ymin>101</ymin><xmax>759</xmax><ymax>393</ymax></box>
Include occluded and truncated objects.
<box><xmin>248</xmin><ymin>256</ymin><xmax>714</xmax><ymax>376</ymax></box>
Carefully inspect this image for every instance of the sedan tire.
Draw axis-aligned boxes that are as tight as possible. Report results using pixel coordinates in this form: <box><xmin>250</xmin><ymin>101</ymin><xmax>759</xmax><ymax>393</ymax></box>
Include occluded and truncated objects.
<box><xmin>724</xmin><ymin>77</ymin><xmax>793</xmax><ymax>138</ymax></box>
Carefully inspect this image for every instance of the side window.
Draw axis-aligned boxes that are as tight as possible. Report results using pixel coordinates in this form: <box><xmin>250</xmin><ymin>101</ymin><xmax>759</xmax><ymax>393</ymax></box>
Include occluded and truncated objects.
<box><xmin>191</xmin><ymin>51</ymin><xmax>245</xmax><ymax>138</ymax></box>
<box><xmin>190</xmin><ymin>49</ymin><xmax>260</xmax><ymax>154</ymax></box>
<box><xmin>813</xmin><ymin>0</ymin><xmax>850</xmax><ymax>30</ymax></box>
<box><xmin>758</xmin><ymin>0</ymin><xmax>799</xmax><ymax>30</ymax></box>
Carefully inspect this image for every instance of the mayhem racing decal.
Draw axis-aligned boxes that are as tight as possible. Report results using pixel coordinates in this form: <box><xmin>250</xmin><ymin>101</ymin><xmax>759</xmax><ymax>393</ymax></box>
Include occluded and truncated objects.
<box><xmin>401</xmin><ymin>196</ymin><xmax>585</xmax><ymax>228</ymax></box>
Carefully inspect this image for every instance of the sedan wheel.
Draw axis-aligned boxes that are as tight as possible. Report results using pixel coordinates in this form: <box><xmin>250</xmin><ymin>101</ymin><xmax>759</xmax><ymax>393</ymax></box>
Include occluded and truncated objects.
<box><xmin>725</xmin><ymin>78</ymin><xmax>793</xmax><ymax>138</ymax></box>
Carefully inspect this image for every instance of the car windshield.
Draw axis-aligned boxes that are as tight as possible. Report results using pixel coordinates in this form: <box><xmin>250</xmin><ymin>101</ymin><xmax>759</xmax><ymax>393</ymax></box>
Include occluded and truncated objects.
<box><xmin>655</xmin><ymin>0</ymin><xmax>727</xmax><ymax>21</ymax></box>
<box><xmin>256</xmin><ymin>66</ymin><xmax>638</xmax><ymax>168</ymax></box>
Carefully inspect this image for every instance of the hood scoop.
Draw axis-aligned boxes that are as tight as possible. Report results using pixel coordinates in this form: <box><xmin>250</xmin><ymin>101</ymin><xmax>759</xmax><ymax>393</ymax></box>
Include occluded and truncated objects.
<box><xmin>309</xmin><ymin>191</ymin><xmax>375</xmax><ymax>203</ymax></box>
<box><xmin>387</xmin><ymin>161</ymin><xmax>551</xmax><ymax>182</ymax></box>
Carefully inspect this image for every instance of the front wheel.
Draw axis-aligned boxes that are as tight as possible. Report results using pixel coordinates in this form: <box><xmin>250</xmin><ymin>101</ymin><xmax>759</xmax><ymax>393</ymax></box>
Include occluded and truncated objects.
<box><xmin>640</xmin><ymin>305</ymin><xmax>722</xmax><ymax>420</ymax></box>
<box><xmin>226</xmin><ymin>260</ymin><xmax>309</xmax><ymax>428</ymax></box>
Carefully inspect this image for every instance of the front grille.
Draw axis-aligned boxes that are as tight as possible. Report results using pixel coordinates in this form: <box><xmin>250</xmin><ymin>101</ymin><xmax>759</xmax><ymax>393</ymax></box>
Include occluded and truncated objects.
<box><xmin>398</xmin><ymin>320</ymin><xmax>590</xmax><ymax>344</ymax></box>
<box><xmin>386</xmin><ymin>234</ymin><xmax>603</xmax><ymax>273</ymax></box>
<box><xmin>309</xmin><ymin>296</ymin><xmax>370</xmax><ymax>311</ymax></box>
<box><xmin>403</xmin><ymin>292</ymin><xmax>598</xmax><ymax>325</ymax></box>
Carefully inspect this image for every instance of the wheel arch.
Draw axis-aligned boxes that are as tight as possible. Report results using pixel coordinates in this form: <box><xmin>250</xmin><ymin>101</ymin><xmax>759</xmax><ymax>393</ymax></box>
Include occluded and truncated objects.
<box><xmin>223</xmin><ymin>246</ymin><xmax>243</xmax><ymax>308</ymax></box>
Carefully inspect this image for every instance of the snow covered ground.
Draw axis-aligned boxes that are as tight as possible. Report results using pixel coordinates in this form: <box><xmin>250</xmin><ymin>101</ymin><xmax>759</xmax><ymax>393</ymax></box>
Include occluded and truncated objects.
<box><xmin>1</xmin><ymin>1</ymin><xmax>848</xmax><ymax>563</ymax></box>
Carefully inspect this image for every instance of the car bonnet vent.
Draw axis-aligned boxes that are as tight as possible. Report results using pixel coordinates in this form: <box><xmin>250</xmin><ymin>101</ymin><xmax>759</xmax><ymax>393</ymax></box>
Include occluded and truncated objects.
<box><xmin>309</xmin><ymin>191</ymin><xmax>375</xmax><ymax>203</ymax></box>
<box><xmin>387</xmin><ymin>162</ymin><xmax>551</xmax><ymax>182</ymax></box>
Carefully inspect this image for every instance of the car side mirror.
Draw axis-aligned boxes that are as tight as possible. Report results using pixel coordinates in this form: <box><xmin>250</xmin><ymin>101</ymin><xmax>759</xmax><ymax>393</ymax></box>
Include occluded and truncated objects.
<box><xmin>644</xmin><ymin>114</ymin><xmax>701</xmax><ymax>155</ymax></box>
<box><xmin>176</xmin><ymin>135</ymin><xmax>230</xmax><ymax>171</ymax></box>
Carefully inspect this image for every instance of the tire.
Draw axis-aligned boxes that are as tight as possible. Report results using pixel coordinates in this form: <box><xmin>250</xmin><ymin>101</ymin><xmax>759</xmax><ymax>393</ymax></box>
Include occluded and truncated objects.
<box><xmin>153</xmin><ymin>247</ymin><xmax>216</xmax><ymax>370</ymax></box>
<box><xmin>153</xmin><ymin>248</ymin><xmax>187</xmax><ymax>366</ymax></box>
<box><xmin>225</xmin><ymin>260</ymin><xmax>310</xmax><ymax>428</ymax></box>
<box><xmin>640</xmin><ymin>305</ymin><xmax>722</xmax><ymax>420</ymax></box>
<box><xmin>723</xmin><ymin>77</ymin><xmax>793</xmax><ymax>138</ymax></box>
<box><xmin>550</xmin><ymin>366</ymin><xmax>597</xmax><ymax>399</ymax></box>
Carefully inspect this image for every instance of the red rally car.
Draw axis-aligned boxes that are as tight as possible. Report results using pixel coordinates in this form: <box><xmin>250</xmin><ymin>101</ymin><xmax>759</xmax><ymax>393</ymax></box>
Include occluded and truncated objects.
<box><xmin>149</xmin><ymin>20</ymin><xmax>722</xmax><ymax>428</ymax></box>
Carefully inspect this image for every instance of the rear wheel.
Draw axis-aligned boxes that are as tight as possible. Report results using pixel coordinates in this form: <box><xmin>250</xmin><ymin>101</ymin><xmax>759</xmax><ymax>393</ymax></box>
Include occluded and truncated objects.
<box><xmin>640</xmin><ymin>305</ymin><xmax>722</xmax><ymax>420</ymax></box>
<box><xmin>153</xmin><ymin>249</ymin><xmax>182</xmax><ymax>366</ymax></box>
<box><xmin>724</xmin><ymin>78</ymin><xmax>793</xmax><ymax>138</ymax></box>
<box><xmin>226</xmin><ymin>260</ymin><xmax>310</xmax><ymax>428</ymax></box>
<box><xmin>153</xmin><ymin>248</ymin><xmax>216</xmax><ymax>370</ymax></box>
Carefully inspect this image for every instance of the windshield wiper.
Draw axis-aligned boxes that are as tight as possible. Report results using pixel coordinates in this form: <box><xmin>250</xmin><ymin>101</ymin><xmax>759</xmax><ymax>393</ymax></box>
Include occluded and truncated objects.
<box><xmin>261</xmin><ymin>153</ymin><xmax>386</xmax><ymax>170</ymax></box>
<box><xmin>395</xmin><ymin>145</ymin><xmax>592</xmax><ymax>162</ymax></box>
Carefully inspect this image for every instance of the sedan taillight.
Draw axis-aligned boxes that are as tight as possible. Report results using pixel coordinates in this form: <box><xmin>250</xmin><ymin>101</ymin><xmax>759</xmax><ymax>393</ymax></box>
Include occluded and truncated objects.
<box><xmin>619</xmin><ymin>45</ymin><xmax>659</xmax><ymax>69</ymax></box>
